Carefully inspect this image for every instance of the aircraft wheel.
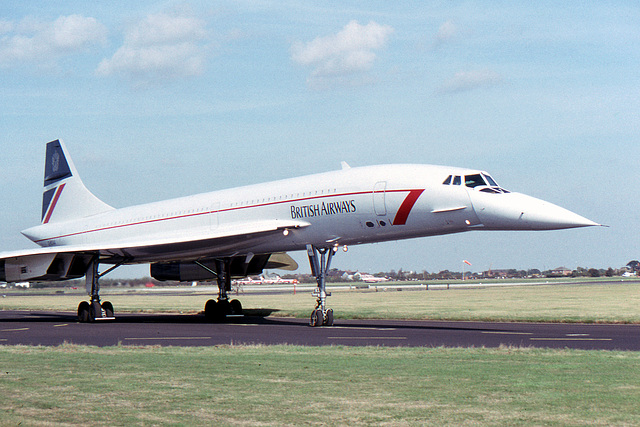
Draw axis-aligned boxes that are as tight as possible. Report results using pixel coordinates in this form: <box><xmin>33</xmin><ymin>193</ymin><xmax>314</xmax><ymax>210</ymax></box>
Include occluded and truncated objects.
<box><xmin>204</xmin><ymin>299</ymin><xmax>217</xmax><ymax>321</ymax></box>
<box><xmin>217</xmin><ymin>300</ymin><xmax>231</xmax><ymax>317</ymax></box>
<box><xmin>309</xmin><ymin>309</ymin><xmax>323</xmax><ymax>327</ymax></box>
<box><xmin>324</xmin><ymin>309</ymin><xmax>334</xmax><ymax>326</ymax></box>
<box><xmin>78</xmin><ymin>301</ymin><xmax>90</xmax><ymax>323</ymax></box>
<box><xmin>89</xmin><ymin>301</ymin><xmax>102</xmax><ymax>322</ymax></box>
<box><xmin>230</xmin><ymin>299</ymin><xmax>243</xmax><ymax>315</ymax></box>
<box><xmin>101</xmin><ymin>301</ymin><xmax>114</xmax><ymax>318</ymax></box>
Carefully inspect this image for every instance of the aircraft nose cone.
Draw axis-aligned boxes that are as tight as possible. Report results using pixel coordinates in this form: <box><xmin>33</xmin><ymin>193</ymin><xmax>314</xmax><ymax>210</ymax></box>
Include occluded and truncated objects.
<box><xmin>470</xmin><ymin>191</ymin><xmax>599</xmax><ymax>231</ymax></box>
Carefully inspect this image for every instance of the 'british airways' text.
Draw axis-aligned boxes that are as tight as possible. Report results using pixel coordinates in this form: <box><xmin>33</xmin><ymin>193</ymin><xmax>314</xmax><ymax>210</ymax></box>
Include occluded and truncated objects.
<box><xmin>291</xmin><ymin>200</ymin><xmax>356</xmax><ymax>219</ymax></box>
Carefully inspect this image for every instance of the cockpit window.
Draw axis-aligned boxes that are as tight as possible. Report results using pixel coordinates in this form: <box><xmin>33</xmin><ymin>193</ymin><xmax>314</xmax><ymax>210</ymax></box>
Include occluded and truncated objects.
<box><xmin>464</xmin><ymin>173</ymin><xmax>510</xmax><ymax>193</ymax></box>
<box><xmin>483</xmin><ymin>174</ymin><xmax>498</xmax><ymax>187</ymax></box>
<box><xmin>465</xmin><ymin>174</ymin><xmax>486</xmax><ymax>188</ymax></box>
<box><xmin>480</xmin><ymin>187</ymin><xmax>501</xmax><ymax>194</ymax></box>
<box><xmin>443</xmin><ymin>173</ymin><xmax>509</xmax><ymax>193</ymax></box>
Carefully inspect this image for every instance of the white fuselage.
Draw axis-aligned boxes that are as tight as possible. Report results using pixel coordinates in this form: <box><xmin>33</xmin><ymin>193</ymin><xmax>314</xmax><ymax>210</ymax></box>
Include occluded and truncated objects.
<box><xmin>21</xmin><ymin>164</ymin><xmax>596</xmax><ymax>264</ymax></box>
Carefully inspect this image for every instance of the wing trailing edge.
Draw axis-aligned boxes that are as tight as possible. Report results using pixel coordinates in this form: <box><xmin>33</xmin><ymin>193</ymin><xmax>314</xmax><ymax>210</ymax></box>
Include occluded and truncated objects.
<box><xmin>0</xmin><ymin>219</ymin><xmax>309</xmax><ymax>282</ymax></box>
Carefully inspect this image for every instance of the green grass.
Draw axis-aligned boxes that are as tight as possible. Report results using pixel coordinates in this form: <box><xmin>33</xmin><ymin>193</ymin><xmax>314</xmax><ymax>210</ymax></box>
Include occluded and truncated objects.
<box><xmin>2</xmin><ymin>282</ymin><xmax>640</xmax><ymax>425</ymax></box>
<box><xmin>3</xmin><ymin>281</ymin><xmax>640</xmax><ymax>323</ymax></box>
<box><xmin>1</xmin><ymin>344</ymin><xmax>639</xmax><ymax>426</ymax></box>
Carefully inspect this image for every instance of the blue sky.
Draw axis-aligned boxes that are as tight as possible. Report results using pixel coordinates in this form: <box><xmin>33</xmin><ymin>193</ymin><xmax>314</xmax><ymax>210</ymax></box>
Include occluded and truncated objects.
<box><xmin>1</xmin><ymin>1</ymin><xmax>638</xmax><ymax>278</ymax></box>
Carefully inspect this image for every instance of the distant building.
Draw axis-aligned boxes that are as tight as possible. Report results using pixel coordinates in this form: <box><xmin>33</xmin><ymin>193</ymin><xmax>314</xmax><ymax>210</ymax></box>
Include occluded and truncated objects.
<box><xmin>550</xmin><ymin>267</ymin><xmax>573</xmax><ymax>276</ymax></box>
<box><xmin>483</xmin><ymin>269</ymin><xmax>511</xmax><ymax>278</ymax></box>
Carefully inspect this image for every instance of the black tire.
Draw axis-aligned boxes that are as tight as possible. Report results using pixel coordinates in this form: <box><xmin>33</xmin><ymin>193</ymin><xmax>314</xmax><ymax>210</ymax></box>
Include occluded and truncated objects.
<box><xmin>77</xmin><ymin>301</ymin><xmax>90</xmax><ymax>323</ymax></box>
<box><xmin>310</xmin><ymin>309</ymin><xmax>323</xmax><ymax>327</ymax></box>
<box><xmin>324</xmin><ymin>309</ymin><xmax>334</xmax><ymax>326</ymax></box>
<box><xmin>309</xmin><ymin>310</ymin><xmax>317</xmax><ymax>327</ymax></box>
<box><xmin>217</xmin><ymin>300</ymin><xmax>231</xmax><ymax>317</ymax></box>
<box><xmin>204</xmin><ymin>299</ymin><xmax>217</xmax><ymax>321</ymax></box>
<box><xmin>89</xmin><ymin>300</ymin><xmax>102</xmax><ymax>322</ymax></box>
<box><xmin>230</xmin><ymin>299</ymin><xmax>243</xmax><ymax>315</ymax></box>
<box><xmin>101</xmin><ymin>301</ymin><xmax>114</xmax><ymax>318</ymax></box>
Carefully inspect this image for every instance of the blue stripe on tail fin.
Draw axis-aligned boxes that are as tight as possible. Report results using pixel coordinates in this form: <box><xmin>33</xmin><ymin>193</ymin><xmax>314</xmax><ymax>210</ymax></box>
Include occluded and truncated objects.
<box><xmin>44</xmin><ymin>140</ymin><xmax>72</xmax><ymax>186</ymax></box>
<box><xmin>41</xmin><ymin>188</ymin><xmax>55</xmax><ymax>222</ymax></box>
<box><xmin>39</xmin><ymin>139</ymin><xmax>113</xmax><ymax>224</ymax></box>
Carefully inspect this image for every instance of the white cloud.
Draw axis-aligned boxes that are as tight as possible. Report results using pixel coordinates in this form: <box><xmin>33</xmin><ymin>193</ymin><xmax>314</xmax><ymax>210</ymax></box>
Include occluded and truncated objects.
<box><xmin>0</xmin><ymin>15</ymin><xmax>107</xmax><ymax>68</ymax></box>
<box><xmin>291</xmin><ymin>20</ymin><xmax>394</xmax><ymax>86</ymax></box>
<box><xmin>125</xmin><ymin>12</ymin><xmax>207</xmax><ymax>47</ymax></box>
<box><xmin>437</xmin><ymin>69</ymin><xmax>503</xmax><ymax>94</ymax></box>
<box><xmin>435</xmin><ymin>20</ymin><xmax>457</xmax><ymax>44</ymax></box>
<box><xmin>0</xmin><ymin>20</ymin><xmax>13</xmax><ymax>34</ymax></box>
<box><xmin>96</xmin><ymin>11</ymin><xmax>208</xmax><ymax>83</ymax></box>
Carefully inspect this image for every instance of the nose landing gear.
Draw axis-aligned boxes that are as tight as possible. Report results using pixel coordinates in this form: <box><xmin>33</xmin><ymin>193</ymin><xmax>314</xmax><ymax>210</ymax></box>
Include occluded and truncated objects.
<box><xmin>307</xmin><ymin>245</ymin><xmax>337</xmax><ymax>327</ymax></box>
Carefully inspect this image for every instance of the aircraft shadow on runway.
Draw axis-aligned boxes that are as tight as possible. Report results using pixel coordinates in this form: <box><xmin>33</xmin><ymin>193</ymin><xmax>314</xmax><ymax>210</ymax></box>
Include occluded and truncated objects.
<box><xmin>0</xmin><ymin>309</ymin><xmax>522</xmax><ymax>334</ymax></box>
<box><xmin>0</xmin><ymin>309</ymin><xmax>278</xmax><ymax>325</ymax></box>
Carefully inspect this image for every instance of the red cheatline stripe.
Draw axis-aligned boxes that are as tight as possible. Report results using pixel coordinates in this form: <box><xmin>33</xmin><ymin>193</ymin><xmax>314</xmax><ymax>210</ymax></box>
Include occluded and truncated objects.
<box><xmin>392</xmin><ymin>189</ymin><xmax>424</xmax><ymax>225</ymax></box>
<box><xmin>35</xmin><ymin>187</ymin><xmax>427</xmax><ymax>243</ymax></box>
<box><xmin>43</xmin><ymin>183</ymin><xmax>65</xmax><ymax>224</ymax></box>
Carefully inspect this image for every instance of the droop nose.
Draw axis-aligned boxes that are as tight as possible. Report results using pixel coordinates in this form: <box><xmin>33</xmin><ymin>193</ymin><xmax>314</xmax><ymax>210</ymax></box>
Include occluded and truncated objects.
<box><xmin>469</xmin><ymin>191</ymin><xmax>599</xmax><ymax>231</ymax></box>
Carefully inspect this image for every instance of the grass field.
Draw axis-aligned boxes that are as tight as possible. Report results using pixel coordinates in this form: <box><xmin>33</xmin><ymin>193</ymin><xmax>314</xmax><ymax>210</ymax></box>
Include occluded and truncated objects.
<box><xmin>1</xmin><ymin>344</ymin><xmax>640</xmax><ymax>425</ymax></box>
<box><xmin>2</xmin><ymin>280</ymin><xmax>640</xmax><ymax>425</ymax></box>
<box><xmin>2</xmin><ymin>280</ymin><xmax>640</xmax><ymax>323</ymax></box>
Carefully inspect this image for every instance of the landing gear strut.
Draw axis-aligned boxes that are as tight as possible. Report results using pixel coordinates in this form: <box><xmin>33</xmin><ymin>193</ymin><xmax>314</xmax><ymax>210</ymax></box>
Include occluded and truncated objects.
<box><xmin>307</xmin><ymin>244</ymin><xmax>337</xmax><ymax>327</ymax></box>
<box><xmin>202</xmin><ymin>258</ymin><xmax>243</xmax><ymax>322</ymax></box>
<box><xmin>77</xmin><ymin>258</ymin><xmax>116</xmax><ymax>322</ymax></box>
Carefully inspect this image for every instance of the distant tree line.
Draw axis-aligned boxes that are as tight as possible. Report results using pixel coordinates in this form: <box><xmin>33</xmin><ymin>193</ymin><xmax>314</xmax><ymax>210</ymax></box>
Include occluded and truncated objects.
<box><xmin>282</xmin><ymin>261</ymin><xmax>640</xmax><ymax>283</ymax></box>
<box><xmin>7</xmin><ymin>261</ymin><xmax>639</xmax><ymax>289</ymax></box>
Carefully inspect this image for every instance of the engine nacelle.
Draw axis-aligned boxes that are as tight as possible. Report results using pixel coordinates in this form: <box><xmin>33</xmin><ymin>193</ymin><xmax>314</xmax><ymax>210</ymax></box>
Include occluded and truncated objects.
<box><xmin>0</xmin><ymin>253</ymin><xmax>92</xmax><ymax>282</ymax></box>
<box><xmin>150</xmin><ymin>253</ymin><xmax>272</xmax><ymax>282</ymax></box>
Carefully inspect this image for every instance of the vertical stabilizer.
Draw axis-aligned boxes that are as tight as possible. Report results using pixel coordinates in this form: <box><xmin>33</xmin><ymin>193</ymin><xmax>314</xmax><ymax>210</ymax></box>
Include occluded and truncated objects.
<box><xmin>41</xmin><ymin>140</ymin><xmax>113</xmax><ymax>224</ymax></box>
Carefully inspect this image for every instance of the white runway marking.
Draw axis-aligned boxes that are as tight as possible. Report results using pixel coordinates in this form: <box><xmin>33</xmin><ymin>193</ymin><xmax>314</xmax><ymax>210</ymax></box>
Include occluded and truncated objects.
<box><xmin>481</xmin><ymin>331</ymin><xmax>533</xmax><ymax>335</ymax></box>
<box><xmin>529</xmin><ymin>338</ymin><xmax>612</xmax><ymax>341</ymax></box>
<box><xmin>329</xmin><ymin>336</ymin><xmax>407</xmax><ymax>340</ymax></box>
<box><xmin>124</xmin><ymin>336</ymin><xmax>212</xmax><ymax>341</ymax></box>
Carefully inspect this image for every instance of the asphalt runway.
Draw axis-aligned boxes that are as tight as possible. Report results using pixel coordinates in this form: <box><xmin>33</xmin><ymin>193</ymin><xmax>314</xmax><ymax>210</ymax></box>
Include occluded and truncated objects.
<box><xmin>1</xmin><ymin>310</ymin><xmax>639</xmax><ymax>350</ymax></box>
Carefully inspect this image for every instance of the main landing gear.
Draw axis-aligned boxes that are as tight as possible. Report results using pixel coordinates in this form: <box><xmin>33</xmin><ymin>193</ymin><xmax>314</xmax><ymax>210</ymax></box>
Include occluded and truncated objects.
<box><xmin>202</xmin><ymin>258</ymin><xmax>243</xmax><ymax>322</ymax></box>
<box><xmin>307</xmin><ymin>244</ymin><xmax>337</xmax><ymax>327</ymax></box>
<box><xmin>77</xmin><ymin>258</ymin><xmax>116</xmax><ymax>322</ymax></box>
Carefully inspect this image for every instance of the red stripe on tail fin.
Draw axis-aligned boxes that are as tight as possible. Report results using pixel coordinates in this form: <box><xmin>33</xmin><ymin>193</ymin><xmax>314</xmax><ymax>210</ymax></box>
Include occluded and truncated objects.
<box><xmin>43</xmin><ymin>184</ymin><xmax>65</xmax><ymax>224</ymax></box>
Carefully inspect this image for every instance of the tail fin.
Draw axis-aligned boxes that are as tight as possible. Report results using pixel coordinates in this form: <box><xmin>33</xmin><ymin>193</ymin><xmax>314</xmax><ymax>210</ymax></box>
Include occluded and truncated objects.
<box><xmin>41</xmin><ymin>140</ymin><xmax>113</xmax><ymax>224</ymax></box>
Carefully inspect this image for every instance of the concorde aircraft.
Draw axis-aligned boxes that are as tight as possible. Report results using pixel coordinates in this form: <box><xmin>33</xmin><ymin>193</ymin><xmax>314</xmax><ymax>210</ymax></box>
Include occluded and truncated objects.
<box><xmin>0</xmin><ymin>140</ymin><xmax>599</xmax><ymax>326</ymax></box>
